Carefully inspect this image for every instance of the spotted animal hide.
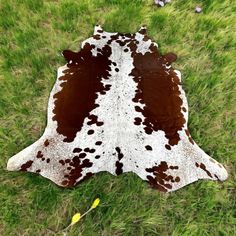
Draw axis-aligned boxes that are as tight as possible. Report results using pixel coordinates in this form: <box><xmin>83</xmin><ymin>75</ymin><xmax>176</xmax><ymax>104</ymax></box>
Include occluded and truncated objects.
<box><xmin>7</xmin><ymin>26</ymin><xmax>228</xmax><ymax>192</ymax></box>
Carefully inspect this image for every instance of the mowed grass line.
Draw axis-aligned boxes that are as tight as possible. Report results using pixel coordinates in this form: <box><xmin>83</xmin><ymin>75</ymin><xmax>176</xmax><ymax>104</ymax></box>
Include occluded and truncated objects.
<box><xmin>0</xmin><ymin>0</ymin><xmax>235</xmax><ymax>235</ymax></box>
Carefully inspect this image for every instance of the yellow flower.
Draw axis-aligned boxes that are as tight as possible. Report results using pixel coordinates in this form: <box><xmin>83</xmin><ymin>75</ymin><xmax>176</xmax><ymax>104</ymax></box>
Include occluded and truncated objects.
<box><xmin>71</xmin><ymin>213</ymin><xmax>81</xmax><ymax>225</ymax></box>
<box><xmin>91</xmin><ymin>198</ymin><xmax>100</xmax><ymax>209</ymax></box>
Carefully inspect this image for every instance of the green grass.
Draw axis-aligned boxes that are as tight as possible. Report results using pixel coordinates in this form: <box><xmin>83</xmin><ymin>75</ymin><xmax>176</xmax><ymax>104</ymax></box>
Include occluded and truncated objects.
<box><xmin>0</xmin><ymin>0</ymin><xmax>235</xmax><ymax>235</ymax></box>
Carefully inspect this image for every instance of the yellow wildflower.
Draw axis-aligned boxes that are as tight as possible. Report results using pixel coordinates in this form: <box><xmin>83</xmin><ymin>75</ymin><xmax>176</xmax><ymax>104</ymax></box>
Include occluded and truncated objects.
<box><xmin>91</xmin><ymin>198</ymin><xmax>100</xmax><ymax>209</ymax></box>
<box><xmin>71</xmin><ymin>213</ymin><xmax>81</xmax><ymax>225</ymax></box>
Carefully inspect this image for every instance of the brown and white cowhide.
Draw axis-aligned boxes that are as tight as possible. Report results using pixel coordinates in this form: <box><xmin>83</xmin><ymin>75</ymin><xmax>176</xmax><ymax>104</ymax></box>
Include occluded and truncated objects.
<box><xmin>7</xmin><ymin>25</ymin><xmax>228</xmax><ymax>192</ymax></box>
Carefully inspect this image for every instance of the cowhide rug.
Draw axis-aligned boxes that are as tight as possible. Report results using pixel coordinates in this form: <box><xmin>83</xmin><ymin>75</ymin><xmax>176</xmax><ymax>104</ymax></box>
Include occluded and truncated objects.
<box><xmin>7</xmin><ymin>26</ymin><xmax>228</xmax><ymax>192</ymax></box>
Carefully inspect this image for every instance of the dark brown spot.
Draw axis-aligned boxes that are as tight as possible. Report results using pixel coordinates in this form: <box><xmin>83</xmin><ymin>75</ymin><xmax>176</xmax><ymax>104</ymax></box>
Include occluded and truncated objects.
<box><xmin>87</xmin><ymin>129</ymin><xmax>94</xmax><ymax>135</ymax></box>
<box><xmin>115</xmin><ymin>161</ymin><xmax>123</xmax><ymax>175</ymax></box>
<box><xmin>36</xmin><ymin>151</ymin><xmax>43</xmax><ymax>158</ymax></box>
<box><xmin>114</xmin><ymin>147</ymin><xmax>124</xmax><ymax>175</ymax></box>
<box><xmin>199</xmin><ymin>163</ymin><xmax>212</xmax><ymax>178</ymax></box>
<box><xmin>165</xmin><ymin>144</ymin><xmax>171</xmax><ymax>150</ymax></box>
<box><xmin>59</xmin><ymin>160</ymin><xmax>65</xmax><ymax>165</ymax></box>
<box><xmin>73</xmin><ymin>148</ymin><xmax>82</xmax><ymax>153</ymax></box>
<box><xmin>145</xmin><ymin>145</ymin><xmax>152</xmax><ymax>151</ymax></box>
<box><xmin>134</xmin><ymin>117</ymin><xmax>142</xmax><ymax>125</ymax></box>
<box><xmin>144</xmin><ymin>126</ymin><xmax>153</xmax><ymax>134</ymax></box>
<box><xmin>189</xmin><ymin>138</ymin><xmax>194</xmax><ymax>145</ymax></box>
<box><xmin>95</xmin><ymin>141</ymin><xmax>102</xmax><ymax>145</ymax></box>
<box><xmin>214</xmin><ymin>174</ymin><xmax>220</xmax><ymax>181</ymax></box>
<box><xmin>95</xmin><ymin>155</ymin><xmax>100</xmax><ymax>159</ymax></box>
<box><xmin>84</xmin><ymin>148</ymin><xmax>95</xmax><ymax>153</ymax></box>
<box><xmin>135</xmin><ymin>106</ymin><xmax>143</xmax><ymax>113</ymax></box>
<box><xmin>175</xmin><ymin>176</ymin><xmax>180</xmax><ymax>182</ymax></box>
<box><xmin>46</xmin><ymin>158</ymin><xmax>50</xmax><ymax>163</ymax></box>
<box><xmin>93</xmin><ymin>34</ymin><xmax>101</xmax><ymax>40</ymax></box>
<box><xmin>97</xmin><ymin>121</ymin><xmax>104</xmax><ymax>126</ymax></box>
<box><xmin>44</xmin><ymin>139</ymin><xmax>49</xmax><ymax>147</ymax></box>
<box><xmin>115</xmin><ymin>147</ymin><xmax>124</xmax><ymax>160</ymax></box>
<box><xmin>104</xmin><ymin>84</ymin><xmax>111</xmax><ymax>91</ymax></box>
<box><xmin>115</xmin><ymin>68</ymin><xmax>119</xmax><ymax>72</ymax></box>
<box><xmin>169</xmin><ymin>166</ymin><xmax>179</xmax><ymax>170</ymax></box>
<box><xmin>20</xmin><ymin>160</ymin><xmax>33</xmax><ymax>171</ymax></box>
<box><xmin>185</xmin><ymin>129</ymin><xmax>194</xmax><ymax>145</ymax></box>
<box><xmin>79</xmin><ymin>153</ymin><xmax>86</xmax><ymax>158</ymax></box>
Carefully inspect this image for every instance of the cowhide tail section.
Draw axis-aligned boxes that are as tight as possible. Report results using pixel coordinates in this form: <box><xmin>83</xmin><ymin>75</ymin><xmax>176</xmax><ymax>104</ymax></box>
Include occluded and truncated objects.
<box><xmin>7</xmin><ymin>25</ymin><xmax>228</xmax><ymax>191</ymax></box>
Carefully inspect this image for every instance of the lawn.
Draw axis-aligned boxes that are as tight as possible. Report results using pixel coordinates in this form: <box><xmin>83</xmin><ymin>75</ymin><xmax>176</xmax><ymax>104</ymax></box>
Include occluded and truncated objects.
<box><xmin>0</xmin><ymin>0</ymin><xmax>235</xmax><ymax>235</ymax></box>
